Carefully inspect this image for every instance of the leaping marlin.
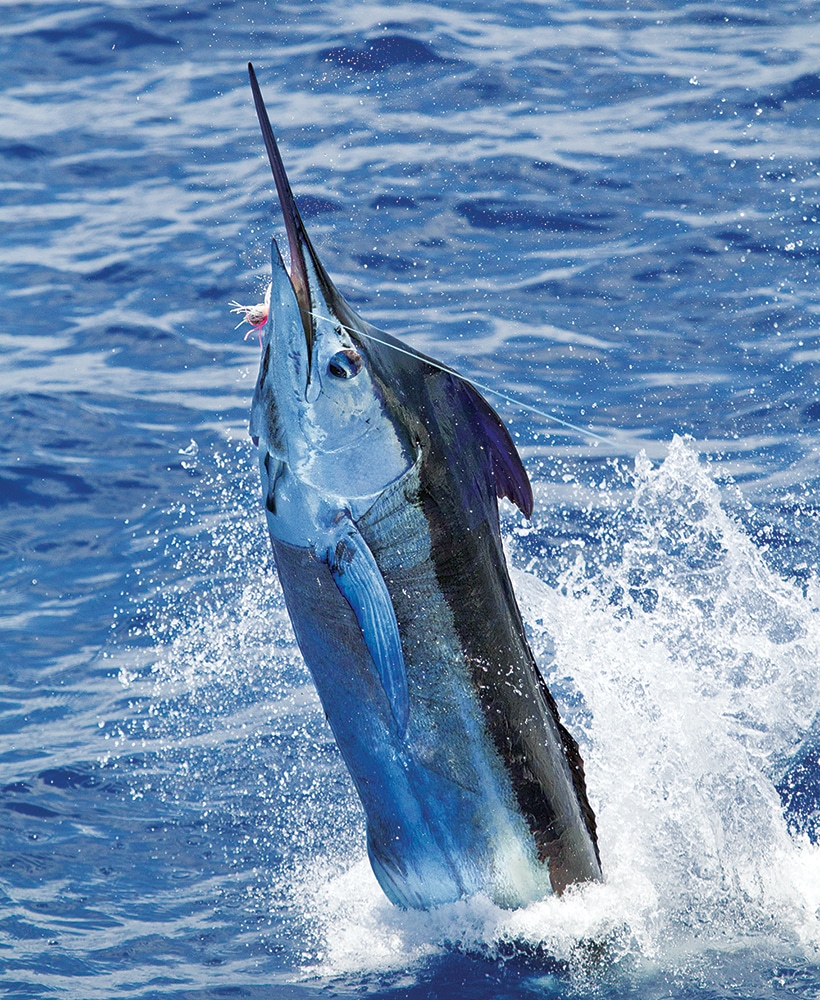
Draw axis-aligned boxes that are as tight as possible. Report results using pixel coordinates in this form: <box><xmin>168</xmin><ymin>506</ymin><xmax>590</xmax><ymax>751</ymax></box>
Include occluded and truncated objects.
<box><xmin>246</xmin><ymin>63</ymin><xmax>602</xmax><ymax>908</ymax></box>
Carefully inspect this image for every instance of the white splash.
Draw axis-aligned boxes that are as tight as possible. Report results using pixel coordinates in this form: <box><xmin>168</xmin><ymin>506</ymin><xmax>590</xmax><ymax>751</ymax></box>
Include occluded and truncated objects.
<box><xmin>128</xmin><ymin>436</ymin><xmax>820</xmax><ymax>981</ymax></box>
<box><xmin>296</xmin><ymin>435</ymin><xmax>820</xmax><ymax>977</ymax></box>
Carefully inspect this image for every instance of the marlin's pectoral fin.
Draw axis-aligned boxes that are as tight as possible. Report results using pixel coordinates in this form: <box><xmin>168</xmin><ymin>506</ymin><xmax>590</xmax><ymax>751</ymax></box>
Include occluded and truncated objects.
<box><xmin>325</xmin><ymin>524</ymin><xmax>409</xmax><ymax>736</ymax></box>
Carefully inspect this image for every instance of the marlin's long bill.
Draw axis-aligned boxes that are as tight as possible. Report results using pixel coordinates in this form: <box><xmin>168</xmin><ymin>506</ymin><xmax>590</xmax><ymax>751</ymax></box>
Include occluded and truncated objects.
<box><xmin>247</xmin><ymin>64</ymin><xmax>602</xmax><ymax>909</ymax></box>
<box><xmin>248</xmin><ymin>61</ymin><xmax>341</xmax><ymax>362</ymax></box>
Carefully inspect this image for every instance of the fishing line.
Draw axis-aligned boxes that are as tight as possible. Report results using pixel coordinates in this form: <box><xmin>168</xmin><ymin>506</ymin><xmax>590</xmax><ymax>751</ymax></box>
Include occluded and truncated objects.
<box><xmin>303</xmin><ymin>309</ymin><xmax>612</xmax><ymax>445</ymax></box>
<box><xmin>231</xmin><ymin>294</ymin><xmax>612</xmax><ymax>444</ymax></box>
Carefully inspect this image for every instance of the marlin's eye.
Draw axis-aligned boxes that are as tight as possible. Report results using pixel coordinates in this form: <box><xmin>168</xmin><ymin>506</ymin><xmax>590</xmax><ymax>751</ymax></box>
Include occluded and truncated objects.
<box><xmin>327</xmin><ymin>349</ymin><xmax>363</xmax><ymax>379</ymax></box>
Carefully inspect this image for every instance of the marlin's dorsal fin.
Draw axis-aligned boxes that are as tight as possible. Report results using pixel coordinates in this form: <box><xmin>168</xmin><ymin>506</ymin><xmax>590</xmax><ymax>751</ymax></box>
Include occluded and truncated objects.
<box><xmin>457</xmin><ymin>378</ymin><xmax>533</xmax><ymax>518</ymax></box>
<box><xmin>325</xmin><ymin>520</ymin><xmax>410</xmax><ymax>736</ymax></box>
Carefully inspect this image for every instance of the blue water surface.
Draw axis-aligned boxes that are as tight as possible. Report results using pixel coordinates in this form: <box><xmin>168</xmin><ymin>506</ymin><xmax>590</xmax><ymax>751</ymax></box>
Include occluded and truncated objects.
<box><xmin>2</xmin><ymin>1</ymin><xmax>820</xmax><ymax>997</ymax></box>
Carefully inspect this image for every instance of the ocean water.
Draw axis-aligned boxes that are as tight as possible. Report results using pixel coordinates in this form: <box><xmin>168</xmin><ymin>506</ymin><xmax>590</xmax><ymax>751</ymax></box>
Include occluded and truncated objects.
<box><xmin>1</xmin><ymin>1</ymin><xmax>820</xmax><ymax>996</ymax></box>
